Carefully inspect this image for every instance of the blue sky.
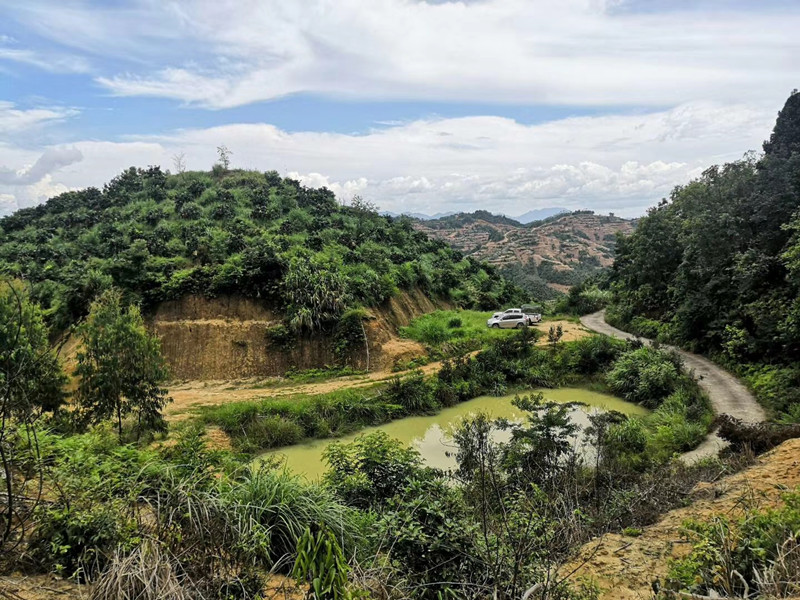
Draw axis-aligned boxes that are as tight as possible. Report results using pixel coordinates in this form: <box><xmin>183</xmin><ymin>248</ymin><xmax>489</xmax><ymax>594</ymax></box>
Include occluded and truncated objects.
<box><xmin>1</xmin><ymin>0</ymin><xmax>799</xmax><ymax>217</ymax></box>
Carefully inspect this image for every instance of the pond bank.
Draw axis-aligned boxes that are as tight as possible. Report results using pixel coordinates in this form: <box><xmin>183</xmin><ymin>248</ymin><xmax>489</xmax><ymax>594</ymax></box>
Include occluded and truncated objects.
<box><xmin>261</xmin><ymin>386</ymin><xmax>649</xmax><ymax>479</ymax></box>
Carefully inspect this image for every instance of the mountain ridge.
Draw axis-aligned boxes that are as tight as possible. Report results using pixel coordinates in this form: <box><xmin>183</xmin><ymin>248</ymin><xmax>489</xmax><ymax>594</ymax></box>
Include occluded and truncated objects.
<box><xmin>413</xmin><ymin>209</ymin><xmax>635</xmax><ymax>298</ymax></box>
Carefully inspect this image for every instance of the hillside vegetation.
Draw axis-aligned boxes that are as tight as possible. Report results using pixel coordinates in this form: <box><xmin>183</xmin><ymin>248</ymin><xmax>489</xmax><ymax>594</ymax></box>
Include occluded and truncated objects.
<box><xmin>0</xmin><ymin>169</ymin><xmax>521</xmax><ymax>332</ymax></box>
<box><xmin>608</xmin><ymin>90</ymin><xmax>800</xmax><ymax>421</ymax></box>
<box><xmin>413</xmin><ymin>210</ymin><xmax>634</xmax><ymax>299</ymax></box>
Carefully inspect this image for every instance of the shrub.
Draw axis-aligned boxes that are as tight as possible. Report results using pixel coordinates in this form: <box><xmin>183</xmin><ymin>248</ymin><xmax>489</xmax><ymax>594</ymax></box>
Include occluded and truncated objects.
<box><xmin>562</xmin><ymin>334</ymin><xmax>626</xmax><ymax>375</ymax></box>
<box><xmin>606</xmin><ymin>346</ymin><xmax>682</xmax><ymax>408</ymax></box>
<box><xmin>667</xmin><ymin>491</ymin><xmax>800</xmax><ymax>598</ymax></box>
<box><xmin>221</xmin><ymin>466</ymin><xmax>360</xmax><ymax>564</ymax></box>
<box><xmin>381</xmin><ymin>371</ymin><xmax>438</xmax><ymax>414</ymax></box>
<box><xmin>324</xmin><ymin>432</ymin><xmax>423</xmax><ymax>509</ymax></box>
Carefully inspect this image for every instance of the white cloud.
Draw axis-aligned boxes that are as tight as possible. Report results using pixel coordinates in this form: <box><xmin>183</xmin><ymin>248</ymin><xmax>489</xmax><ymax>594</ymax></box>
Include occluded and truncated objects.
<box><xmin>0</xmin><ymin>147</ymin><xmax>83</xmax><ymax>185</ymax></box>
<box><xmin>0</xmin><ymin>47</ymin><xmax>91</xmax><ymax>74</ymax></box>
<box><xmin>0</xmin><ymin>101</ymin><xmax>78</xmax><ymax>134</ymax></box>
<box><xmin>0</xmin><ymin>100</ymin><xmax>775</xmax><ymax>218</ymax></box>
<box><xmin>5</xmin><ymin>0</ymin><xmax>798</xmax><ymax>109</ymax></box>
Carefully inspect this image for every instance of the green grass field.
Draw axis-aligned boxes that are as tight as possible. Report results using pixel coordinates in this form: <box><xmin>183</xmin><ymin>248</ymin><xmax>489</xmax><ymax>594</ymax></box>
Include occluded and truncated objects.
<box><xmin>399</xmin><ymin>309</ymin><xmax>531</xmax><ymax>352</ymax></box>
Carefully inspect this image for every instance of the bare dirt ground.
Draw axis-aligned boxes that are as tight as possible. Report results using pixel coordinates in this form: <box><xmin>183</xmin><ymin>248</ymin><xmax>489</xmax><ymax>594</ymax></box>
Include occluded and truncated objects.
<box><xmin>0</xmin><ymin>574</ymin><xmax>80</xmax><ymax>600</ymax></box>
<box><xmin>580</xmin><ymin>310</ymin><xmax>766</xmax><ymax>462</ymax></box>
<box><xmin>165</xmin><ymin>319</ymin><xmax>589</xmax><ymax>420</ymax></box>
<box><xmin>565</xmin><ymin>438</ymin><xmax>800</xmax><ymax>599</ymax></box>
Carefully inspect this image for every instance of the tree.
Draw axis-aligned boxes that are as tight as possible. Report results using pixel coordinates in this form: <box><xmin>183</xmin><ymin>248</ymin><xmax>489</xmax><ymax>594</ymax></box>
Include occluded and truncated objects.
<box><xmin>74</xmin><ymin>289</ymin><xmax>170</xmax><ymax>438</ymax></box>
<box><xmin>0</xmin><ymin>280</ymin><xmax>66</xmax><ymax>554</ymax></box>
<box><xmin>216</xmin><ymin>145</ymin><xmax>232</xmax><ymax>171</ymax></box>
<box><xmin>172</xmin><ymin>152</ymin><xmax>186</xmax><ymax>174</ymax></box>
<box><xmin>547</xmin><ymin>324</ymin><xmax>563</xmax><ymax>350</ymax></box>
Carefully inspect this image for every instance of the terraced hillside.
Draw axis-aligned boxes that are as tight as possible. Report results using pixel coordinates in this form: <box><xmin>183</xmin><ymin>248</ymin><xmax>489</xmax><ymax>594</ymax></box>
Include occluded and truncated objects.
<box><xmin>414</xmin><ymin>210</ymin><xmax>635</xmax><ymax>298</ymax></box>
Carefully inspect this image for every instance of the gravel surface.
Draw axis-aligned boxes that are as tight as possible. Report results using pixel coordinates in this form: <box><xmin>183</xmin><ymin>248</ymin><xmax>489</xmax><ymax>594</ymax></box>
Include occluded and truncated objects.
<box><xmin>580</xmin><ymin>310</ymin><xmax>766</xmax><ymax>462</ymax></box>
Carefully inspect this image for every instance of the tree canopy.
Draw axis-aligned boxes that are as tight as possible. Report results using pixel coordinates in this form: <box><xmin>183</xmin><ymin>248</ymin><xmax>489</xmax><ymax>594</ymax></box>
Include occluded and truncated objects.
<box><xmin>74</xmin><ymin>288</ymin><xmax>170</xmax><ymax>438</ymax></box>
<box><xmin>608</xmin><ymin>90</ymin><xmax>800</xmax><ymax>418</ymax></box>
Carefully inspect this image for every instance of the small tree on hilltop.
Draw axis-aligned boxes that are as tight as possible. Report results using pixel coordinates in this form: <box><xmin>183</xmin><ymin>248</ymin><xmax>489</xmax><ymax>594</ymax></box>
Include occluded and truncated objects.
<box><xmin>75</xmin><ymin>289</ymin><xmax>170</xmax><ymax>439</ymax></box>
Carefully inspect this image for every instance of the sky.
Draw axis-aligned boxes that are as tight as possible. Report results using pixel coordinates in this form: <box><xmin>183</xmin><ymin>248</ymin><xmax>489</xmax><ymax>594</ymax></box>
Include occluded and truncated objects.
<box><xmin>0</xmin><ymin>0</ymin><xmax>798</xmax><ymax>218</ymax></box>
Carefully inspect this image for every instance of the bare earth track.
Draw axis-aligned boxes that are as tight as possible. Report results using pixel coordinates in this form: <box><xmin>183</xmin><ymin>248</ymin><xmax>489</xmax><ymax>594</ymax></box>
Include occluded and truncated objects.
<box><xmin>580</xmin><ymin>310</ymin><xmax>767</xmax><ymax>462</ymax></box>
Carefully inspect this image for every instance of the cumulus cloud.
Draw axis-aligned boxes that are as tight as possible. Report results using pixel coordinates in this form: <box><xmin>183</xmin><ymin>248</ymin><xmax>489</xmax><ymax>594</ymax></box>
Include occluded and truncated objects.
<box><xmin>5</xmin><ymin>0</ymin><xmax>798</xmax><ymax>109</ymax></box>
<box><xmin>0</xmin><ymin>100</ymin><xmax>774</xmax><ymax>217</ymax></box>
<box><xmin>0</xmin><ymin>147</ymin><xmax>84</xmax><ymax>185</ymax></box>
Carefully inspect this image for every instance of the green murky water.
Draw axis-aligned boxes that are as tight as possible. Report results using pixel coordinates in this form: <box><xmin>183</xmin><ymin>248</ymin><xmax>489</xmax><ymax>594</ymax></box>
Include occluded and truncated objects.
<box><xmin>262</xmin><ymin>388</ymin><xmax>648</xmax><ymax>480</ymax></box>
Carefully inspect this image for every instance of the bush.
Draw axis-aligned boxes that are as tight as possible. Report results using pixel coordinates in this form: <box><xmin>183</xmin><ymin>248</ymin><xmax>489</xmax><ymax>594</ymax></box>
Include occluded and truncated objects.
<box><xmin>381</xmin><ymin>371</ymin><xmax>438</xmax><ymax>414</ymax></box>
<box><xmin>561</xmin><ymin>334</ymin><xmax>626</xmax><ymax>375</ymax></box>
<box><xmin>606</xmin><ymin>346</ymin><xmax>682</xmax><ymax>408</ymax></box>
<box><xmin>743</xmin><ymin>364</ymin><xmax>800</xmax><ymax>421</ymax></box>
<box><xmin>323</xmin><ymin>432</ymin><xmax>423</xmax><ymax>509</ymax></box>
<box><xmin>221</xmin><ymin>466</ymin><xmax>361</xmax><ymax>564</ymax></box>
<box><xmin>447</xmin><ymin>316</ymin><xmax>463</xmax><ymax>328</ymax></box>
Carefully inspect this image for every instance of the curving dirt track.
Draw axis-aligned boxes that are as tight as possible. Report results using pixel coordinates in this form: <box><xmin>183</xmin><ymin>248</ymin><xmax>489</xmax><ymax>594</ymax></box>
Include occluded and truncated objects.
<box><xmin>580</xmin><ymin>310</ymin><xmax>766</xmax><ymax>462</ymax></box>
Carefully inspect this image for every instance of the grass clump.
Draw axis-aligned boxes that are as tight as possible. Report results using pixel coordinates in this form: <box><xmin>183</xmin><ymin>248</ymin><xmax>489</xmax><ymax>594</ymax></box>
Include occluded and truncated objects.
<box><xmin>667</xmin><ymin>490</ymin><xmax>800</xmax><ymax>598</ymax></box>
<box><xmin>400</xmin><ymin>309</ymin><xmax>514</xmax><ymax>353</ymax></box>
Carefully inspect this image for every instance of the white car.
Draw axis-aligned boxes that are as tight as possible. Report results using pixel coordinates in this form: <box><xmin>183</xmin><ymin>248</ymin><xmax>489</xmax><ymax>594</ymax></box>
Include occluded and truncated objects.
<box><xmin>487</xmin><ymin>312</ymin><xmax>529</xmax><ymax>329</ymax></box>
<box><xmin>491</xmin><ymin>308</ymin><xmax>523</xmax><ymax>319</ymax></box>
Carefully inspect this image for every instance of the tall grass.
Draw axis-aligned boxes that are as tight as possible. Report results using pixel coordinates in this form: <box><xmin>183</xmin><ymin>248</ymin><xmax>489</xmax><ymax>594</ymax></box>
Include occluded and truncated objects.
<box><xmin>221</xmin><ymin>465</ymin><xmax>362</xmax><ymax>564</ymax></box>
<box><xmin>199</xmin><ymin>387</ymin><xmax>400</xmax><ymax>452</ymax></box>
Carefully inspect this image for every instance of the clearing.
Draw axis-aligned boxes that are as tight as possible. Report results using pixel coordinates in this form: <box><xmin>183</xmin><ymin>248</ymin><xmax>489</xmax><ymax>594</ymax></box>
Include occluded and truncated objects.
<box><xmin>166</xmin><ymin>318</ymin><xmax>589</xmax><ymax>420</ymax></box>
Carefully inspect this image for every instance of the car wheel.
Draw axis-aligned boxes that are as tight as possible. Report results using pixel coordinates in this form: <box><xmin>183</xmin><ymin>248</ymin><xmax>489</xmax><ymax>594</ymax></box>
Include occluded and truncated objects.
<box><xmin>516</xmin><ymin>322</ymin><xmax>524</xmax><ymax>329</ymax></box>
<box><xmin>492</xmin><ymin>323</ymin><xmax>500</xmax><ymax>328</ymax></box>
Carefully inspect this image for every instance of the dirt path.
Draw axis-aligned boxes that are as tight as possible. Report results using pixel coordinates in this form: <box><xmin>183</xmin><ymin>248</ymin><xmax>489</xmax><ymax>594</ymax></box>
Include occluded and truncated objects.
<box><xmin>580</xmin><ymin>310</ymin><xmax>766</xmax><ymax>462</ymax></box>
<box><xmin>165</xmin><ymin>357</ymin><xmax>448</xmax><ymax>419</ymax></box>
<box><xmin>565</xmin><ymin>437</ymin><xmax>800</xmax><ymax>599</ymax></box>
<box><xmin>166</xmin><ymin>319</ymin><xmax>588</xmax><ymax>420</ymax></box>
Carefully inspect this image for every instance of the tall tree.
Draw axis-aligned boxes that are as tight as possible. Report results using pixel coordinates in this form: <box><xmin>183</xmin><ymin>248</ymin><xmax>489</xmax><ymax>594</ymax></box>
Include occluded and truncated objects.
<box><xmin>74</xmin><ymin>288</ymin><xmax>170</xmax><ymax>438</ymax></box>
<box><xmin>0</xmin><ymin>280</ymin><xmax>66</xmax><ymax>552</ymax></box>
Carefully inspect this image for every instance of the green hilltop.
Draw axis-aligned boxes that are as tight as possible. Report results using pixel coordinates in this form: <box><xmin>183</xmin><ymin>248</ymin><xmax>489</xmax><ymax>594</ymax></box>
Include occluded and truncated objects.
<box><xmin>0</xmin><ymin>169</ymin><xmax>522</xmax><ymax>331</ymax></box>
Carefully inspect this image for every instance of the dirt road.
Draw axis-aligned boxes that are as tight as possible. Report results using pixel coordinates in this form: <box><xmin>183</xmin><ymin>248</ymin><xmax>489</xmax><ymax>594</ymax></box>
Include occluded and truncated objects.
<box><xmin>580</xmin><ymin>310</ymin><xmax>766</xmax><ymax>461</ymax></box>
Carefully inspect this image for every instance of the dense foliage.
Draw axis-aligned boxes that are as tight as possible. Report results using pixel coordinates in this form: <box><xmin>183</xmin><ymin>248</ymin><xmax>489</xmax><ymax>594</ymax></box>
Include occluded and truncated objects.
<box><xmin>201</xmin><ymin>330</ymin><xmax>712</xmax><ymax>467</ymax></box>
<box><xmin>0</xmin><ymin>169</ymin><xmax>521</xmax><ymax>332</ymax></box>
<box><xmin>0</xmin><ymin>288</ymin><xmax>729</xmax><ymax>599</ymax></box>
<box><xmin>0</xmin><ymin>281</ymin><xmax>67</xmax><ymax>554</ymax></box>
<box><xmin>608</xmin><ymin>91</ymin><xmax>800</xmax><ymax>420</ymax></box>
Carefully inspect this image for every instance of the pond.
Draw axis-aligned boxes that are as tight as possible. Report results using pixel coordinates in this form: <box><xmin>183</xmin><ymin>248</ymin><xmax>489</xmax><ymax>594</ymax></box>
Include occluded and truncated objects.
<box><xmin>261</xmin><ymin>387</ymin><xmax>649</xmax><ymax>480</ymax></box>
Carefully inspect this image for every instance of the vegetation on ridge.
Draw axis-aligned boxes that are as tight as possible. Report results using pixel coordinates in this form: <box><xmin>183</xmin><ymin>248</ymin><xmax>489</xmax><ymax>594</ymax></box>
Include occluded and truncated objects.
<box><xmin>606</xmin><ymin>90</ymin><xmax>800</xmax><ymax>422</ymax></box>
<box><xmin>0</xmin><ymin>170</ymin><xmax>522</xmax><ymax>332</ymax></box>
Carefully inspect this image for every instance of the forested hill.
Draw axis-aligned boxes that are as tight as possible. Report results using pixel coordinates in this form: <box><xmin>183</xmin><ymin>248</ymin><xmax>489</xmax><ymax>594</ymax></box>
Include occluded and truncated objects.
<box><xmin>414</xmin><ymin>210</ymin><xmax>634</xmax><ymax>299</ymax></box>
<box><xmin>608</xmin><ymin>90</ymin><xmax>800</xmax><ymax>420</ymax></box>
<box><xmin>0</xmin><ymin>169</ymin><xmax>521</xmax><ymax>331</ymax></box>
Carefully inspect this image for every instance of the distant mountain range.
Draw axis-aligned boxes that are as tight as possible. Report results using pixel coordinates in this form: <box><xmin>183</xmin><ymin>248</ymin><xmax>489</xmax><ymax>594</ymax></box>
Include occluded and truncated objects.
<box><xmin>381</xmin><ymin>210</ymin><xmax>458</xmax><ymax>220</ymax></box>
<box><xmin>512</xmin><ymin>207</ymin><xmax>569</xmax><ymax>224</ymax></box>
<box><xmin>381</xmin><ymin>207</ymin><xmax>568</xmax><ymax>223</ymax></box>
<box><xmin>413</xmin><ymin>210</ymin><xmax>635</xmax><ymax>300</ymax></box>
